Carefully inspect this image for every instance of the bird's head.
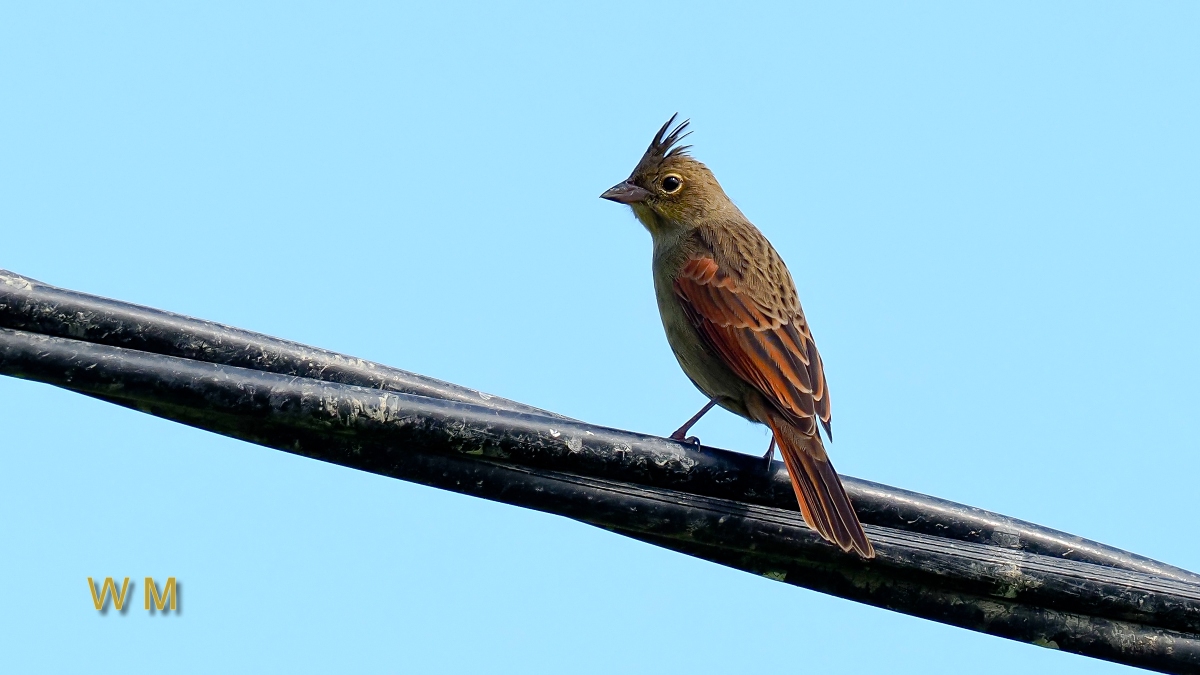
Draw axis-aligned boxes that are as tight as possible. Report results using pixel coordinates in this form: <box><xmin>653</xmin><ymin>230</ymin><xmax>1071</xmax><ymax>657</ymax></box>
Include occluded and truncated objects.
<box><xmin>601</xmin><ymin>115</ymin><xmax>733</xmax><ymax>233</ymax></box>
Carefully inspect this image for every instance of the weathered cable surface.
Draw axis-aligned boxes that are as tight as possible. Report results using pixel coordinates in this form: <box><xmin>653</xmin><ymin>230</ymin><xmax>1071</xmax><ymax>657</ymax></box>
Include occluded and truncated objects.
<box><xmin>2</xmin><ymin>271</ymin><xmax>1199</xmax><ymax>674</ymax></box>
<box><xmin>0</xmin><ymin>270</ymin><xmax>568</xmax><ymax>420</ymax></box>
<box><xmin>1</xmin><ymin>270</ymin><xmax>1188</xmax><ymax>581</ymax></box>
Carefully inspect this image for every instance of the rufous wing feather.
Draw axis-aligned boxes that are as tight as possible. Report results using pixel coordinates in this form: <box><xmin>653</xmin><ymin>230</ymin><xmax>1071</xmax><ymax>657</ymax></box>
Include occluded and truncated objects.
<box><xmin>674</xmin><ymin>257</ymin><xmax>828</xmax><ymax>436</ymax></box>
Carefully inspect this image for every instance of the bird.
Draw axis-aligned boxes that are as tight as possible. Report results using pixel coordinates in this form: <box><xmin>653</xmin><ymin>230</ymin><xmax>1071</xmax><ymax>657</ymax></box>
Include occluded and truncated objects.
<box><xmin>600</xmin><ymin>115</ymin><xmax>874</xmax><ymax>558</ymax></box>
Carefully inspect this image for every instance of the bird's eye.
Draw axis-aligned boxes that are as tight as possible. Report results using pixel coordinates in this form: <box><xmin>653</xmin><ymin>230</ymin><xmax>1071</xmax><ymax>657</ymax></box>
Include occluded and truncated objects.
<box><xmin>661</xmin><ymin>175</ymin><xmax>683</xmax><ymax>194</ymax></box>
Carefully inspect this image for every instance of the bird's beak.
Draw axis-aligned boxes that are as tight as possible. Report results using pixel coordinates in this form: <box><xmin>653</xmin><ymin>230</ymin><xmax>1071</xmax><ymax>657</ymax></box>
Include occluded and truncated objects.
<box><xmin>600</xmin><ymin>181</ymin><xmax>651</xmax><ymax>204</ymax></box>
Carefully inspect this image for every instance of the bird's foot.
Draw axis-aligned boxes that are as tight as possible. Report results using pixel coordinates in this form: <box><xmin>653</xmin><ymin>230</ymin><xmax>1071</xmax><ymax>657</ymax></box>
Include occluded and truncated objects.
<box><xmin>670</xmin><ymin>430</ymin><xmax>702</xmax><ymax>447</ymax></box>
<box><xmin>668</xmin><ymin>399</ymin><xmax>718</xmax><ymax>446</ymax></box>
<box><xmin>762</xmin><ymin>437</ymin><xmax>776</xmax><ymax>470</ymax></box>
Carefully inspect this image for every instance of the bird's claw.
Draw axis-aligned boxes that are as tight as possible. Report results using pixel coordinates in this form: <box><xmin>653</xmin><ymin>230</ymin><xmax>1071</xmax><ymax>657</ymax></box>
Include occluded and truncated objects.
<box><xmin>669</xmin><ymin>432</ymin><xmax>702</xmax><ymax>447</ymax></box>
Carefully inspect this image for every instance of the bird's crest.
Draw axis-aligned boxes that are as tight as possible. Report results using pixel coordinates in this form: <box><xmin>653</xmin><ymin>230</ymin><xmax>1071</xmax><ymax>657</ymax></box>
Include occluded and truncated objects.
<box><xmin>634</xmin><ymin>114</ymin><xmax>692</xmax><ymax>175</ymax></box>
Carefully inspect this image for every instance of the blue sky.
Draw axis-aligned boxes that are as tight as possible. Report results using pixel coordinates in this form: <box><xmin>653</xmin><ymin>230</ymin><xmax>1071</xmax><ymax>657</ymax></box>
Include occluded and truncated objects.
<box><xmin>2</xmin><ymin>2</ymin><xmax>1198</xmax><ymax>673</ymax></box>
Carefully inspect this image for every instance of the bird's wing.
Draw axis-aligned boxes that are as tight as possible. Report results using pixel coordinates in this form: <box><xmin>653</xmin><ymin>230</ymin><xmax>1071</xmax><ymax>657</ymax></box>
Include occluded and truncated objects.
<box><xmin>673</xmin><ymin>255</ymin><xmax>831</xmax><ymax>437</ymax></box>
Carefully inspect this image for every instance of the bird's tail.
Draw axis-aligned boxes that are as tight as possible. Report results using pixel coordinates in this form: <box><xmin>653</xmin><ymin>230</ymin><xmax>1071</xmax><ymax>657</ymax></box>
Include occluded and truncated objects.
<box><xmin>763</xmin><ymin>410</ymin><xmax>875</xmax><ymax>559</ymax></box>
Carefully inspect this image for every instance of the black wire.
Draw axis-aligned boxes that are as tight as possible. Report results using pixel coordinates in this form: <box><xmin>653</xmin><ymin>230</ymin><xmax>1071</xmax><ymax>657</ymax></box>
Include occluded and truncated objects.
<box><xmin>3</xmin><ymin>270</ymin><xmax>1199</xmax><ymax>674</ymax></box>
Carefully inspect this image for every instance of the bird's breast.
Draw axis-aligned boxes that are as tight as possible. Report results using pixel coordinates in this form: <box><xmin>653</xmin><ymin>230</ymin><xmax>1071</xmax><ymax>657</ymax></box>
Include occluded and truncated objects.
<box><xmin>651</xmin><ymin>259</ymin><xmax>754</xmax><ymax>419</ymax></box>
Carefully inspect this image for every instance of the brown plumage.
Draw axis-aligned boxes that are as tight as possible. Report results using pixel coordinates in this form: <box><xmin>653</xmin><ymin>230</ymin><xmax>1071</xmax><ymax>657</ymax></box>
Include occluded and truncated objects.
<box><xmin>601</xmin><ymin>115</ymin><xmax>873</xmax><ymax>558</ymax></box>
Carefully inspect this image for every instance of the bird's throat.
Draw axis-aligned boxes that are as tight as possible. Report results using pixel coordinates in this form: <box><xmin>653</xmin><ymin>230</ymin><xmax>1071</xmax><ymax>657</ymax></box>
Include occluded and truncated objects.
<box><xmin>629</xmin><ymin>203</ymin><xmax>661</xmax><ymax>232</ymax></box>
<box><xmin>632</xmin><ymin>203</ymin><xmax>690</xmax><ymax>242</ymax></box>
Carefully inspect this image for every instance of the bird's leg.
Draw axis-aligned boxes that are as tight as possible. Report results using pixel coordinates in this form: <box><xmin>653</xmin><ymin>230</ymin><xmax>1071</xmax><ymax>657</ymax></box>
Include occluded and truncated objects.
<box><xmin>669</xmin><ymin>398</ymin><xmax>718</xmax><ymax>445</ymax></box>
<box><xmin>763</xmin><ymin>436</ymin><xmax>776</xmax><ymax>467</ymax></box>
